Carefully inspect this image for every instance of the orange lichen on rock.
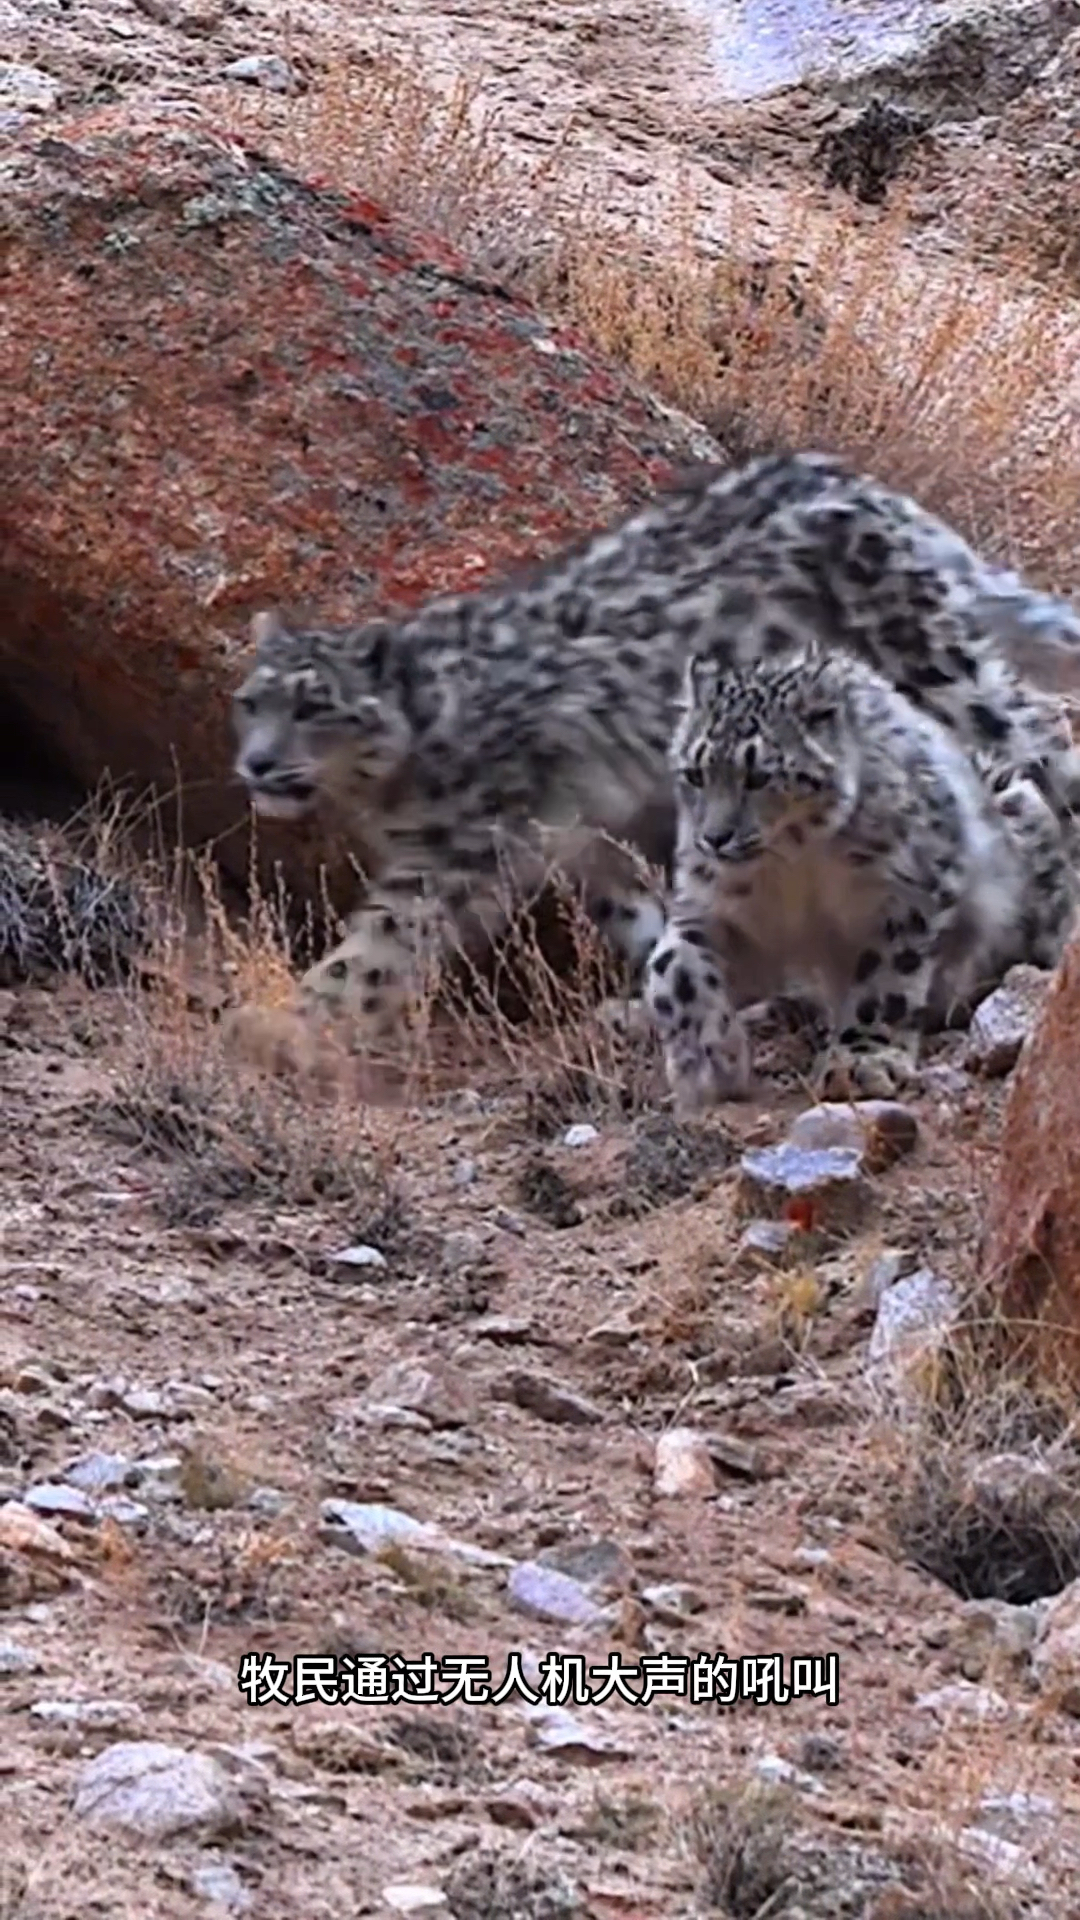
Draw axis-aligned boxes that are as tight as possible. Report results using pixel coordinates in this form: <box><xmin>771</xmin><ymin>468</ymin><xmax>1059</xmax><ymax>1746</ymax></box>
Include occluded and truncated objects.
<box><xmin>0</xmin><ymin>106</ymin><xmax>720</xmax><ymax>897</ymax></box>
<box><xmin>979</xmin><ymin>928</ymin><xmax>1080</xmax><ymax>1379</ymax></box>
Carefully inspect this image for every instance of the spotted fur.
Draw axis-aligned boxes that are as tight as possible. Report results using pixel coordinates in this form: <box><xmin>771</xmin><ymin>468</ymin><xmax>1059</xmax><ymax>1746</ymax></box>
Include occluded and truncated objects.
<box><xmin>230</xmin><ymin>451</ymin><xmax>1080</xmax><ymax>1037</ymax></box>
<box><xmin>645</xmin><ymin>645</ymin><xmax>1078</xmax><ymax>1108</ymax></box>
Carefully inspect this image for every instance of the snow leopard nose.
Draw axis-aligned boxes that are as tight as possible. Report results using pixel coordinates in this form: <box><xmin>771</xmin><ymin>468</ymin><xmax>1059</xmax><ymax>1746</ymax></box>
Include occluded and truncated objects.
<box><xmin>697</xmin><ymin>831</ymin><xmax>732</xmax><ymax>856</ymax></box>
<box><xmin>241</xmin><ymin>751</ymin><xmax>277</xmax><ymax>781</ymax></box>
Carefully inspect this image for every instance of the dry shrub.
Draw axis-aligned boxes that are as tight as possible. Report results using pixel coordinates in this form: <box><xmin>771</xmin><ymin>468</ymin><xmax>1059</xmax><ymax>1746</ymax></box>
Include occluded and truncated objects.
<box><xmin>0</xmin><ymin>785</ymin><xmax>151</xmax><ymax>987</ymax></box>
<box><xmin>90</xmin><ymin>850</ymin><xmax>403</xmax><ymax>1233</ymax></box>
<box><xmin>443</xmin><ymin>1853</ymin><xmax>582</xmax><ymax>1920</ymax></box>
<box><xmin>684</xmin><ymin>1781</ymin><xmax>1010</xmax><ymax>1917</ymax></box>
<box><xmin>536</xmin><ymin>183</ymin><xmax>1080</xmax><ymax>601</ymax></box>
<box><xmin>236</xmin><ymin>39</ymin><xmax>569</xmax><ymax>277</ymax></box>
<box><xmin>883</xmin><ymin>1323</ymin><xmax>1080</xmax><ymax>1604</ymax></box>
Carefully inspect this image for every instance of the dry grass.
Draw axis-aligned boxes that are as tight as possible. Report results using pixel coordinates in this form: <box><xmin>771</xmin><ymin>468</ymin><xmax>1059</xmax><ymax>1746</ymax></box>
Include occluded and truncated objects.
<box><xmin>85</xmin><ymin>845</ymin><xmax>407</xmax><ymax>1234</ymax></box>
<box><xmin>232</xmin><ymin>37</ymin><xmax>1080</xmax><ymax>607</ymax></box>
<box><xmin>293</xmin><ymin>839</ymin><xmax>667</xmax><ymax>1125</ymax></box>
<box><xmin>683</xmin><ymin>1780</ymin><xmax>1015</xmax><ymax>1917</ymax></box>
<box><xmin>882</xmin><ymin>1324</ymin><xmax>1080</xmax><ymax>1605</ymax></box>
<box><xmin>271</xmin><ymin>49</ymin><xmax>571</xmax><ymax>279</ymax></box>
<box><xmin>0</xmin><ymin>785</ymin><xmax>151</xmax><ymax>988</ymax></box>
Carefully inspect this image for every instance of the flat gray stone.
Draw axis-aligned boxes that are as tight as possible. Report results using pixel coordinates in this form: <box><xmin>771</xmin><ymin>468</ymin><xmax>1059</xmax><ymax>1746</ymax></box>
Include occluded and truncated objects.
<box><xmin>23</xmin><ymin>1484</ymin><xmax>96</xmax><ymax>1522</ymax></box>
<box><xmin>221</xmin><ymin>53</ymin><xmax>299</xmax><ymax>92</ymax></box>
<box><xmin>535</xmin><ymin>1536</ymin><xmax>633</xmax><ymax>1598</ymax></box>
<box><xmin>361</xmin><ymin>1359</ymin><xmax>477</xmax><ymax>1430</ymax></box>
<box><xmin>785</xmin><ymin>1099</ymin><xmax>918</xmax><ymax>1171</ymax></box>
<box><xmin>739</xmin><ymin>1143</ymin><xmax>869</xmax><ymax>1234</ymax></box>
<box><xmin>0</xmin><ymin>61</ymin><xmax>61</xmax><ymax>112</ymax></box>
<box><xmin>329</xmin><ymin>1243</ymin><xmax>388</xmax><ymax>1272</ymax></box>
<box><xmin>508</xmin><ymin>1561</ymin><xmax>605</xmax><ymax>1627</ymax></box>
<box><xmin>319</xmin><ymin>1500</ymin><xmax>512</xmax><ymax>1569</ymax></box>
<box><xmin>72</xmin><ymin>1740</ymin><xmax>267</xmax><ymax>1840</ymax></box>
<box><xmin>966</xmin><ymin>966</ymin><xmax>1051</xmax><ymax>1076</ymax></box>
<box><xmin>64</xmin><ymin>1452</ymin><xmax>132</xmax><ymax>1495</ymax></box>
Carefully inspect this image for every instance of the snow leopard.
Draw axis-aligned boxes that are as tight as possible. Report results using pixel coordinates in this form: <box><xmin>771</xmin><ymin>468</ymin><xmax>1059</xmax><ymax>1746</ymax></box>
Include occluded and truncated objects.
<box><xmin>644</xmin><ymin>643</ymin><xmax>1078</xmax><ymax>1109</ymax></box>
<box><xmin>231</xmin><ymin>450</ymin><xmax>1080</xmax><ymax>1040</ymax></box>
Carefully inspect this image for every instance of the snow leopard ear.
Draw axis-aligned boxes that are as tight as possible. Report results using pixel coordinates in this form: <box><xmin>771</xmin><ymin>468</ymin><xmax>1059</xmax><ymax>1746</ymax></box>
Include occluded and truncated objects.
<box><xmin>360</xmin><ymin>621</ymin><xmax>394</xmax><ymax>686</ymax></box>
<box><xmin>686</xmin><ymin>652</ymin><xmax>722</xmax><ymax>709</ymax></box>
<box><xmin>250</xmin><ymin>608</ymin><xmax>289</xmax><ymax>650</ymax></box>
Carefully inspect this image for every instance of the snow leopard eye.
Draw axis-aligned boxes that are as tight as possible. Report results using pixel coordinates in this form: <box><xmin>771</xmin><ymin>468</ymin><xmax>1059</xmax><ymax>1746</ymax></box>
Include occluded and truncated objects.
<box><xmin>680</xmin><ymin>764</ymin><xmax>704</xmax><ymax>791</ymax></box>
<box><xmin>741</xmin><ymin>741</ymin><xmax>769</xmax><ymax>790</ymax></box>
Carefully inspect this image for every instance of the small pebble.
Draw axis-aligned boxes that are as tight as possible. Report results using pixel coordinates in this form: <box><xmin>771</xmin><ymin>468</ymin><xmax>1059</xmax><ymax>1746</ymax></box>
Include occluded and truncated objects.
<box><xmin>22</xmin><ymin>1484</ymin><xmax>97</xmax><ymax>1522</ymax></box>
<box><xmin>221</xmin><ymin>53</ymin><xmax>299</xmax><ymax>92</ymax></box>
<box><xmin>735</xmin><ymin>1219</ymin><xmax>794</xmax><ymax>1270</ymax></box>
<box><xmin>654</xmin><ymin>1428</ymin><xmax>716</xmax><ymax>1497</ymax></box>
<box><xmin>329</xmin><ymin>1244</ymin><xmax>388</xmax><ymax>1272</ymax></box>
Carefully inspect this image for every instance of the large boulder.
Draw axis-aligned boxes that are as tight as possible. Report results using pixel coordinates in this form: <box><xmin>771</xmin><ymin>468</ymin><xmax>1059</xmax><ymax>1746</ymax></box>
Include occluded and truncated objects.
<box><xmin>979</xmin><ymin>929</ymin><xmax>1080</xmax><ymax>1378</ymax></box>
<box><xmin>0</xmin><ymin>107</ymin><xmax>722</xmax><ymax>904</ymax></box>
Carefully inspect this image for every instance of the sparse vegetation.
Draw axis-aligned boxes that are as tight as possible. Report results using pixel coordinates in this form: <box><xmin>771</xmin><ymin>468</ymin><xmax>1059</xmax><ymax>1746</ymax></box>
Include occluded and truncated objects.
<box><xmin>684</xmin><ymin>1782</ymin><xmax>1013</xmax><ymax>1918</ymax></box>
<box><xmin>443</xmin><ymin>1853</ymin><xmax>583</xmax><ymax>1920</ymax></box>
<box><xmin>0</xmin><ymin>794</ymin><xmax>150</xmax><ymax>987</ymax></box>
<box><xmin>242</xmin><ymin>38</ymin><xmax>1080</xmax><ymax>610</ymax></box>
<box><xmin>886</xmin><ymin>1336</ymin><xmax>1080</xmax><ymax>1602</ymax></box>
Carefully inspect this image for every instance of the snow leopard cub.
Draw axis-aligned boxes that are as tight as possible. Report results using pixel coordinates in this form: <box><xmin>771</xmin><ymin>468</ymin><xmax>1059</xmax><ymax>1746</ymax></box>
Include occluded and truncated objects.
<box><xmin>644</xmin><ymin>645</ymin><xmax>1077</xmax><ymax>1109</ymax></box>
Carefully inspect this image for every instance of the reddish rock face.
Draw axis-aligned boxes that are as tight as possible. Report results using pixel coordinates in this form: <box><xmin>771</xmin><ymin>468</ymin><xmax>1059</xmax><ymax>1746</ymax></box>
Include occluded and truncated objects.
<box><xmin>979</xmin><ymin>932</ymin><xmax>1080</xmax><ymax>1379</ymax></box>
<box><xmin>0</xmin><ymin>109</ymin><xmax>721</xmax><ymax>900</ymax></box>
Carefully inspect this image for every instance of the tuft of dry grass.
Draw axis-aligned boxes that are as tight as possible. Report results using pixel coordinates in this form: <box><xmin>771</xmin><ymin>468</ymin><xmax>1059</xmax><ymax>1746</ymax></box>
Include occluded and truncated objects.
<box><xmin>683</xmin><ymin>1780</ymin><xmax>1013</xmax><ymax>1917</ymax></box>
<box><xmin>239</xmin><ymin>41</ymin><xmax>571</xmax><ymax>279</ymax></box>
<box><xmin>88</xmin><ymin>848</ymin><xmax>404</xmax><ymax>1233</ymax></box>
<box><xmin>298</xmin><ymin>848</ymin><xmax>668</xmax><ymax>1122</ymax></box>
<box><xmin>0</xmin><ymin>785</ymin><xmax>151</xmax><ymax>988</ymax></box>
<box><xmin>883</xmin><ymin>1324</ymin><xmax>1080</xmax><ymax>1604</ymax></box>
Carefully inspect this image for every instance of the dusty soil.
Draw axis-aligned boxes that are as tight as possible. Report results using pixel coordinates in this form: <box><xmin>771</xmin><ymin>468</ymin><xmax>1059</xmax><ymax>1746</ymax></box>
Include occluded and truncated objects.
<box><xmin>3</xmin><ymin>957</ymin><xmax>1080</xmax><ymax>1917</ymax></box>
<box><xmin>5</xmin><ymin>2</ymin><xmax>1080</xmax><ymax>1916</ymax></box>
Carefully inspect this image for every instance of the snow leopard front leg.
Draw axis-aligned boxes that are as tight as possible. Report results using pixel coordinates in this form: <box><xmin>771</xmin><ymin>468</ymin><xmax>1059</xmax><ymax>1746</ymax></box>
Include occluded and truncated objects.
<box><xmin>301</xmin><ymin>825</ymin><xmax>673</xmax><ymax>1040</ymax></box>
<box><xmin>817</xmin><ymin>895</ymin><xmax>954</xmax><ymax>1101</ymax></box>
<box><xmin>988</xmin><ymin>769</ymin><xmax>1078</xmax><ymax>972</ymax></box>
<box><xmin>644</xmin><ymin>917</ymin><xmax>753</xmax><ymax>1112</ymax></box>
<box><xmin>299</xmin><ymin>856</ymin><xmax>513</xmax><ymax>1038</ymax></box>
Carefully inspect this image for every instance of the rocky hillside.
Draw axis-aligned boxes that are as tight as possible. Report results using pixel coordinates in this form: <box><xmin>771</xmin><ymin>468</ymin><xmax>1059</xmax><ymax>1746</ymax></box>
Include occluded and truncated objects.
<box><xmin>3</xmin><ymin>3</ymin><xmax>1080</xmax><ymax>1917</ymax></box>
